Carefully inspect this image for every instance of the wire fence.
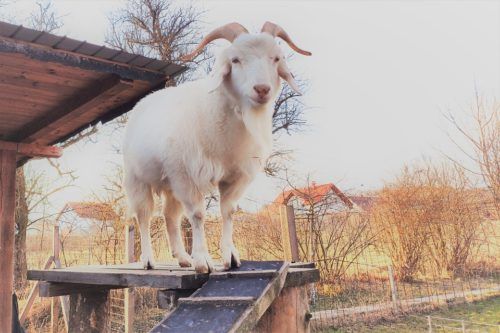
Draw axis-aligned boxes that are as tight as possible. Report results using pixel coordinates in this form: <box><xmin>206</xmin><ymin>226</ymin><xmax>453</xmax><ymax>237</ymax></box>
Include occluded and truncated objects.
<box><xmin>309</xmin><ymin>258</ymin><xmax>500</xmax><ymax>331</ymax></box>
<box><xmin>20</xmin><ymin>196</ymin><xmax>500</xmax><ymax>332</ymax></box>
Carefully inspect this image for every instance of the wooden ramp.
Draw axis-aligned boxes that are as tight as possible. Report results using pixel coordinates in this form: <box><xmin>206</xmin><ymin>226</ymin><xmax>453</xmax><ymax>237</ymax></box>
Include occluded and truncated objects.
<box><xmin>151</xmin><ymin>261</ymin><xmax>289</xmax><ymax>333</ymax></box>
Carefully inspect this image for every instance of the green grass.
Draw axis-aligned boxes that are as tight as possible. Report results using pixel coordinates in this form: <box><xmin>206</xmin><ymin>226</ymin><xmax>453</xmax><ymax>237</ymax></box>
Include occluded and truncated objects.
<box><xmin>322</xmin><ymin>296</ymin><xmax>500</xmax><ymax>332</ymax></box>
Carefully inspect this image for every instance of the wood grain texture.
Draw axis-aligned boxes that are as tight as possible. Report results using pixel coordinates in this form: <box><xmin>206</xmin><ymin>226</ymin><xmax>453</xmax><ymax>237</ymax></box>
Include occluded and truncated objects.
<box><xmin>0</xmin><ymin>140</ymin><xmax>62</xmax><ymax>158</ymax></box>
<box><xmin>0</xmin><ymin>149</ymin><xmax>17</xmax><ymax>333</ymax></box>
<box><xmin>254</xmin><ymin>285</ymin><xmax>311</xmax><ymax>333</ymax></box>
<box><xmin>68</xmin><ymin>289</ymin><xmax>110</xmax><ymax>333</ymax></box>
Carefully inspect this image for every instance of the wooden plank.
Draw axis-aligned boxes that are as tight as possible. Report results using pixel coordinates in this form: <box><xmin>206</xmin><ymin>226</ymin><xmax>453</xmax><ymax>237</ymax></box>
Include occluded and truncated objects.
<box><xmin>284</xmin><ymin>267</ymin><xmax>320</xmax><ymax>288</ymax></box>
<box><xmin>230</xmin><ymin>262</ymin><xmax>290</xmax><ymax>332</ymax></box>
<box><xmin>40</xmin><ymin>282</ymin><xmax>123</xmax><ymax>297</ymax></box>
<box><xmin>19</xmin><ymin>255</ymin><xmax>54</xmax><ymax>323</ymax></box>
<box><xmin>28</xmin><ymin>268</ymin><xmax>209</xmax><ymax>289</ymax></box>
<box><xmin>178</xmin><ymin>296</ymin><xmax>255</xmax><ymax>305</ymax></box>
<box><xmin>68</xmin><ymin>289</ymin><xmax>110</xmax><ymax>333</ymax></box>
<box><xmin>0</xmin><ymin>140</ymin><xmax>62</xmax><ymax>158</ymax></box>
<box><xmin>9</xmin><ymin>74</ymin><xmax>130</xmax><ymax>143</ymax></box>
<box><xmin>0</xmin><ymin>149</ymin><xmax>17</xmax><ymax>333</ymax></box>
<box><xmin>210</xmin><ymin>270</ymin><xmax>278</xmax><ymax>279</ymax></box>
<box><xmin>0</xmin><ymin>37</ymin><xmax>168</xmax><ymax>82</ymax></box>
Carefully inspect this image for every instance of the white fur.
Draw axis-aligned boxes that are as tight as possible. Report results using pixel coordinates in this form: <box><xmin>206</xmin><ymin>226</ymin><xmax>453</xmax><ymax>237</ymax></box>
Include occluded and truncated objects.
<box><xmin>123</xmin><ymin>32</ymin><xmax>301</xmax><ymax>272</ymax></box>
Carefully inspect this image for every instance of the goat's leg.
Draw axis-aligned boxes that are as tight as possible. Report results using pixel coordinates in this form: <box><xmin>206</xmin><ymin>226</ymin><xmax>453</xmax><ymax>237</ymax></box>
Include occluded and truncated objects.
<box><xmin>219</xmin><ymin>176</ymin><xmax>250</xmax><ymax>270</ymax></box>
<box><xmin>189</xmin><ymin>207</ymin><xmax>214</xmax><ymax>273</ymax></box>
<box><xmin>125</xmin><ymin>175</ymin><xmax>155</xmax><ymax>269</ymax></box>
<box><xmin>163</xmin><ymin>192</ymin><xmax>192</xmax><ymax>267</ymax></box>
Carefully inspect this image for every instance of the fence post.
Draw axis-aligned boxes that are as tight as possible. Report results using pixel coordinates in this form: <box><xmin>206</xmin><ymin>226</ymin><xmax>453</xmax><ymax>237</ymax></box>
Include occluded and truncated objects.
<box><xmin>388</xmin><ymin>265</ymin><xmax>399</xmax><ymax>312</ymax></box>
<box><xmin>461</xmin><ymin>320</ymin><xmax>466</xmax><ymax>333</ymax></box>
<box><xmin>279</xmin><ymin>205</ymin><xmax>299</xmax><ymax>262</ymax></box>
<box><xmin>427</xmin><ymin>316</ymin><xmax>432</xmax><ymax>333</ymax></box>
<box><xmin>51</xmin><ymin>225</ymin><xmax>60</xmax><ymax>333</ymax></box>
<box><xmin>124</xmin><ymin>225</ymin><xmax>135</xmax><ymax>333</ymax></box>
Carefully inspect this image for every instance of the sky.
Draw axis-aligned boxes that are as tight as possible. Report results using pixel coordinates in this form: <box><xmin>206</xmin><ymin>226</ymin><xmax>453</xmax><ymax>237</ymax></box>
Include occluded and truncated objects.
<box><xmin>2</xmin><ymin>0</ymin><xmax>500</xmax><ymax>214</ymax></box>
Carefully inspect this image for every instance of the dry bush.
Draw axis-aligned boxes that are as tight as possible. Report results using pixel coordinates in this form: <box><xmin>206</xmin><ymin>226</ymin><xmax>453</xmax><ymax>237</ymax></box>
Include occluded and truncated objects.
<box><xmin>284</xmin><ymin>181</ymin><xmax>375</xmax><ymax>281</ymax></box>
<box><xmin>372</xmin><ymin>162</ymin><xmax>485</xmax><ymax>281</ymax></box>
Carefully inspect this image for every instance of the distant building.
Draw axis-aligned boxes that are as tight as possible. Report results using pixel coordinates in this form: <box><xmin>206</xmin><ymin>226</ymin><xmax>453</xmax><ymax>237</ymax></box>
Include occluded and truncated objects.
<box><xmin>274</xmin><ymin>182</ymin><xmax>376</xmax><ymax>213</ymax></box>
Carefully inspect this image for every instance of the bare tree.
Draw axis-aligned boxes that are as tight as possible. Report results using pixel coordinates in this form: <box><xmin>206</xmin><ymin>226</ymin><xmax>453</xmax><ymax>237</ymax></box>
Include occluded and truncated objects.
<box><xmin>106</xmin><ymin>0</ymin><xmax>209</xmax><ymax>85</ymax></box>
<box><xmin>444</xmin><ymin>93</ymin><xmax>500</xmax><ymax>218</ymax></box>
<box><xmin>15</xmin><ymin>166</ymin><xmax>72</xmax><ymax>291</ymax></box>
<box><xmin>28</xmin><ymin>1</ymin><xmax>63</xmax><ymax>32</ymax></box>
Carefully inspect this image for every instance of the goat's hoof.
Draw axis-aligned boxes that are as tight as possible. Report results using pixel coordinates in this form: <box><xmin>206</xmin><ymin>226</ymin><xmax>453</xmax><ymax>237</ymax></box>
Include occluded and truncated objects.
<box><xmin>222</xmin><ymin>244</ymin><xmax>241</xmax><ymax>270</ymax></box>
<box><xmin>175</xmin><ymin>252</ymin><xmax>193</xmax><ymax>268</ymax></box>
<box><xmin>193</xmin><ymin>253</ymin><xmax>215</xmax><ymax>273</ymax></box>
<box><xmin>140</xmin><ymin>253</ymin><xmax>156</xmax><ymax>270</ymax></box>
<box><xmin>141</xmin><ymin>260</ymin><xmax>155</xmax><ymax>270</ymax></box>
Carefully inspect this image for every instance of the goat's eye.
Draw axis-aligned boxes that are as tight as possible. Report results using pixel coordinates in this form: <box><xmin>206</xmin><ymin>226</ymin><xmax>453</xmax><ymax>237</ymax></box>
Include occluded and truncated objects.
<box><xmin>231</xmin><ymin>57</ymin><xmax>240</xmax><ymax>64</ymax></box>
<box><xmin>274</xmin><ymin>56</ymin><xmax>280</xmax><ymax>63</ymax></box>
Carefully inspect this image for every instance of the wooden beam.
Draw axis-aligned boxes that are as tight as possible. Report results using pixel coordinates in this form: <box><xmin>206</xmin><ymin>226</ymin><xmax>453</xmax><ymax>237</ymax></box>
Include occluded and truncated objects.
<box><xmin>40</xmin><ymin>282</ymin><xmax>123</xmax><ymax>297</ymax></box>
<box><xmin>0</xmin><ymin>149</ymin><xmax>17</xmax><ymax>333</ymax></box>
<box><xmin>9</xmin><ymin>74</ymin><xmax>132</xmax><ymax>143</ymax></box>
<box><xmin>0</xmin><ymin>140</ymin><xmax>62</xmax><ymax>158</ymax></box>
<box><xmin>0</xmin><ymin>37</ymin><xmax>171</xmax><ymax>83</ymax></box>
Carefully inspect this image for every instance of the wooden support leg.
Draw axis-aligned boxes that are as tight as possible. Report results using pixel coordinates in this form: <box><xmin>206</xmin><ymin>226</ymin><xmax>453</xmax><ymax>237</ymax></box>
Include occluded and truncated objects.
<box><xmin>51</xmin><ymin>297</ymin><xmax>60</xmax><ymax>333</ymax></box>
<box><xmin>0</xmin><ymin>149</ymin><xmax>17</xmax><ymax>333</ymax></box>
<box><xmin>255</xmin><ymin>285</ymin><xmax>312</xmax><ymax>333</ymax></box>
<box><xmin>68</xmin><ymin>289</ymin><xmax>110</xmax><ymax>333</ymax></box>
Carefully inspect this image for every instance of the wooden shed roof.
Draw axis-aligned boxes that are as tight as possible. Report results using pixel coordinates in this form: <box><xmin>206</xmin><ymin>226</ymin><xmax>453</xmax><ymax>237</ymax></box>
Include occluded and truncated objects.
<box><xmin>0</xmin><ymin>21</ymin><xmax>186</xmax><ymax>164</ymax></box>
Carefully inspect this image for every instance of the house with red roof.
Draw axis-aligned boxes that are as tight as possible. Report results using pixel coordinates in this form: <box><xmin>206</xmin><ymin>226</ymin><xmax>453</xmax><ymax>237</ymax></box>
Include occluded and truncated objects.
<box><xmin>274</xmin><ymin>182</ymin><xmax>375</xmax><ymax>212</ymax></box>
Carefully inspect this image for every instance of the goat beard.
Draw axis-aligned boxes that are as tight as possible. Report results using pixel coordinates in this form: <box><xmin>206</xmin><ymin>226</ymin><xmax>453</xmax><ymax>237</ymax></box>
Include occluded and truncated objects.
<box><xmin>241</xmin><ymin>105</ymin><xmax>273</xmax><ymax>158</ymax></box>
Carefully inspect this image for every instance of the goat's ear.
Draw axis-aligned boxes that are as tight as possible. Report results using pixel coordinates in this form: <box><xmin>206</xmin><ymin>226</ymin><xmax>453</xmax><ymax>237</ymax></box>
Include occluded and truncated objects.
<box><xmin>208</xmin><ymin>61</ymin><xmax>231</xmax><ymax>93</ymax></box>
<box><xmin>278</xmin><ymin>61</ymin><xmax>301</xmax><ymax>95</ymax></box>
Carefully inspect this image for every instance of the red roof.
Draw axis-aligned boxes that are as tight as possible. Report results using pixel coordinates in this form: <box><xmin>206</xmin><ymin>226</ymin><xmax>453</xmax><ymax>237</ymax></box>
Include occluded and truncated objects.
<box><xmin>274</xmin><ymin>182</ymin><xmax>354</xmax><ymax>208</ymax></box>
<box><xmin>64</xmin><ymin>202</ymin><xmax>119</xmax><ymax>221</ymax></box>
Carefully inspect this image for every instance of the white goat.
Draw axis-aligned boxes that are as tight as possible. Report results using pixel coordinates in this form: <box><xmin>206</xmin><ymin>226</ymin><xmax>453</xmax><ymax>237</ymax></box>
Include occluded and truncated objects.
<box><xmin>123</xmin><ymin>22</ymin><xmax>311</xmax><ymax>273</ymax></box>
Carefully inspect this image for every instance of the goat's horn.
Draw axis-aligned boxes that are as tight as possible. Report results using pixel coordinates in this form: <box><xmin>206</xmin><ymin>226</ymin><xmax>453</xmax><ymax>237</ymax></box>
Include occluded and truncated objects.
<box><xmin>181</xmin><ymin>22</ymin><xmax>248</xmax><ymax>62</ymax></box>
<box><xmin>261</xmin><ymin>21</ymin><xmax>312</xmax><ymax>56</ymax></box>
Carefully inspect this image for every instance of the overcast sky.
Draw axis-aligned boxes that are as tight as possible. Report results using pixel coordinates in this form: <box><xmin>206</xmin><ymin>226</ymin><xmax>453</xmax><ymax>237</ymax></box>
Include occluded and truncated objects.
<box><xmin>3</xmin><ymin>0</ymin><xmax>500</xmax><ymax>212</ymax></box>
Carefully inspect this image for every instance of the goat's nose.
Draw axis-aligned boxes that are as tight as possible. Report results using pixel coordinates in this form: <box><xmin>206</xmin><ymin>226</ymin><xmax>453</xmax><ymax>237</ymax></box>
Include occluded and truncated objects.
<box><xmin>253</xmin><ymin>84</ymin><xmax>271</xmax><ymax>97</ymax></box>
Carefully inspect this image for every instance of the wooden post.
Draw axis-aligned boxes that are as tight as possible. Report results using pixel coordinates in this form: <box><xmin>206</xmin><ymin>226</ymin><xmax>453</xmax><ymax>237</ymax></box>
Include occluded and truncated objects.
<box><xmin>68</xmin><ymin>289</ymin><xmax>110</xmax><ymax>333</ymax></box>
<box><xmin>461</xmin><ymin>320</ymin><xmax>466</xmax><ymax>332</ymax></box>
<box><xmin>51</xmin><ymin>296</ymin><xmax>60</xmax><ymax>333</ymax></box>
<box><xmin>124</xmin><ymin>225</ymin><xmax>135</xmax><ymax>333</ymax></box>
<box><xmin>254</xmin><ymin>285</ymin><xmax>312</xmax><ymax>333</ymax></box>
<box><xmin>52</xmin><ymin>225</ymin><xmax>60</xmax><ymax>332</ymax></box>
<box><xmin>279</xmin><ymin>205</ymin><xmax>300</xmax><ymax>262</ymax></box>
<box><xmin>388</xmin><ymin>265</ymin><xmax>399</xmax><ymax>312</ymax></box>
<box><xmin>53</xmin><ymin>225</ymin><xmax>69</xmax><ymax>332</ymax></box>
<box><xmin>427</xmin><ymin>316</ymin><xmax>432</xmax><ymax>333</ymax></box>
<box><xmin>0</xmin><ymin>149</ymin><xmax>17</xmax><ymax>333</ymax></box>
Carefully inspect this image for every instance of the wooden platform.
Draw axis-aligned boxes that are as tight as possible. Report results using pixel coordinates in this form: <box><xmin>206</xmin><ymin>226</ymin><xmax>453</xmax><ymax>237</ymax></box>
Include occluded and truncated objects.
<box><xmin>28</xmin><ymin>261</ymin><xmax>319</xmax><ymax>333</ymax></box>
<box><xmin>28</xmin><ymin>260</ymin><xmax>318</xmax><ymax>291</ymax></box>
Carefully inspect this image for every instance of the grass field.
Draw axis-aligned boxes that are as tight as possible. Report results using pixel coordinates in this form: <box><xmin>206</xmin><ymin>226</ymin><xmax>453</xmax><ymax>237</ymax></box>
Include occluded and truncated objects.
<box><xmin>322</xmin><ymin>296</ymin><xmax>500</xmax><ymax>332</ymax></box>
